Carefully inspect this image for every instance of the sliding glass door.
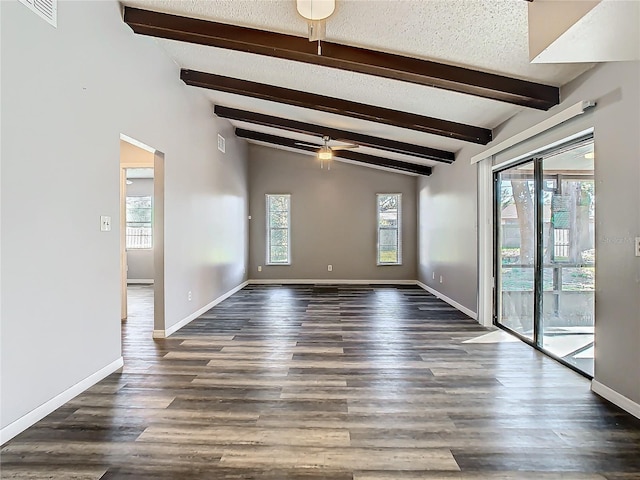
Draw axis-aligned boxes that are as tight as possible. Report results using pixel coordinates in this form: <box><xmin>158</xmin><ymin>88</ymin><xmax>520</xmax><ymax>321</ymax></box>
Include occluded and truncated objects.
<box><xmin>495</xmin><ymin>162</ymin><xmax>536</xmax><ymax>341</ymax></box>
<box><xmin>494</xmin><ymin>137</ymin><xmax>595</xmax><ymax>376</ymax></box>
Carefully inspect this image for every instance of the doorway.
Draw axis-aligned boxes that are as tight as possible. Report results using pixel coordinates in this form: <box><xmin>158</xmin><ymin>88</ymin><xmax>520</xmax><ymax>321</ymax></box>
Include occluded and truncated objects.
<box><xmin>119</xmin><ymin>135</ymin><xmax>165</xmax><ymax>337</ymax></box>
<box><xmin>494</xmin><ymin>135</ymin><xmax>595</xmax><ymax>376</ymax></box>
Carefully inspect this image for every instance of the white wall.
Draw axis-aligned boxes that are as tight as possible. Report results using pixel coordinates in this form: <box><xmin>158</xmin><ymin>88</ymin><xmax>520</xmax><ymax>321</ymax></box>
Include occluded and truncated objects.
<box><xmin>0</xmin><ymin>0</ymin><xmax>248</xmax><ymax>437</ymax></box>
<box><xmin>418</xmin><ymin>61</ymin><xmax>640</xmax><ymax>407</ymax></box>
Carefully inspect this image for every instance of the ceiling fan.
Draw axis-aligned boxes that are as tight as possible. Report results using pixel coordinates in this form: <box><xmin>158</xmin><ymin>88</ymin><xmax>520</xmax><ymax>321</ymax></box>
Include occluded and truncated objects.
<box><xmin>295</xmin><ymin>135</ymin><xmax>359</xmax><ymax>169</ymax></box>
<box><xmin>296</xmin><ymin>0</ymin><xmax>335</xmax><ymax>44</ymax></box>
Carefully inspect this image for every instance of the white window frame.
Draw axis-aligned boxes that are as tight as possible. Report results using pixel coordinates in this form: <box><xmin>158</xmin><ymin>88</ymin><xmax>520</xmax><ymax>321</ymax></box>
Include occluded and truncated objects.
<box><xmin>266</xmin><ymin>194</ymin><xmax>291</xmax><ymax>265</ymax></box>
<box><xmin>125</xmin><ymin>195</ymin><xmax>153</xmax><ymax>250</ymax></box>
<box><xmin>376</xmin><ymin>193</ymin><xmax>402</xmax><ymax>265</ymax></box>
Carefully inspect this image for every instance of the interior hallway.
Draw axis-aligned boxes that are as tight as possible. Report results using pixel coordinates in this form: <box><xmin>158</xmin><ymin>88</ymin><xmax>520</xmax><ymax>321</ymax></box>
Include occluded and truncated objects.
<box><xmin>1</xmin><ymin>284</ymin><xmax>639</xmax><ymax>479</ymax></box>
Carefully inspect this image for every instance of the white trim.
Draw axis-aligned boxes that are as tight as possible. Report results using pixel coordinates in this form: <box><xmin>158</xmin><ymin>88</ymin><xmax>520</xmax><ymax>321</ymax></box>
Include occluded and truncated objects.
<box><xmin>127</xmin><ymin>279</ymin><xmax>154</xmax><ymax>284</ymax></box>
<box><xmin>266</xmin><ymin>194</ymin><xmax>291</xmax><ymax>266</ymax></box>
<box><xmin>152</xmin><ymin>329</ymin><xmax>167</xmax><ymax>339</ymax></box>
<box><xmin>249</xmin><ymin>279</ymin><xmax>416</xmax><ymax>285</ymax></box>
<box><xmin>470</xmin><ymin>100</ymin><xmax>596</xmax><ymax>164</ymax></box>
<box><xmin>477</xmin><ymin>160</ymin><xmax>494</xmax><ymax>327</ymax></box>
<box><xmin>154</xmin><ymin>281</ymin><xmax>249</xmax><ymax>338</ymax></box>
<box><xmin>0</xmin><ymin>357</ymin><xmax>124</xmax><ymax>445</ymax></box>
<box><xmin>376</xmin><ymin>193</ymin><xmax>402</xmax><ymax>266</ymax></box>
<box><xmin>491</xmin><ymin>128</ymin><xmax>594</xmax><ymax>172</ymax></box>
<box><xmin>416</xmin><ymin>281</ymin><xmax>478</xmax><ymax>320</ymax></box>
<box><xmin>591</xmin><ymin>380</ymin><xmax>640</xmax><ymax>420</ymax></box>
<box><xmin>120</xmin><ymin>133</ymin><xmax>156</xmax><ymax>153</ymax></box>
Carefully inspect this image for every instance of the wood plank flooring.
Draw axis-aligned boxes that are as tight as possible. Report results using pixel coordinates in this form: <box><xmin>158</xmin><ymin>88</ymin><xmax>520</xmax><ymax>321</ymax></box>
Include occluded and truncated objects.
<box><xmin>2</xmin><ymin>284</ymin><xmax>639</xmax><ymax>479</ymax></box>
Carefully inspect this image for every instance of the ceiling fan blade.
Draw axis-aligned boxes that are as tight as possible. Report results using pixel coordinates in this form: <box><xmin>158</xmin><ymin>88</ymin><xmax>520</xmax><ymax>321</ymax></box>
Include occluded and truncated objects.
<box><xmin>330</xmin><ymin>145</ymin><xmax>359</xmax><ymax>151</ymax></box>
<box><xmin>294</xmin><ymin>142</ymin><xmax>321</xmax><ymax>148</ymax></box>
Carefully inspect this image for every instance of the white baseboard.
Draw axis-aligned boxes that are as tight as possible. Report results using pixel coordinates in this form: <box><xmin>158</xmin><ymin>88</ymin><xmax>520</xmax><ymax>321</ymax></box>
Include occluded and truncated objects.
<box><xmin>127</xmin><ymin>279</ymin><xmax>154</xmax><ymax>284</ymax></box>
<box><xmin>591</xmin><ymin>380</ymin><xmax>640</xmax><ymax>419</ymax></box>
<box><xmin>154</xmin><ymin>281</ymin><xmax>249</xmax><ymax>338</ymax></box>
<box><xmin>248</xmin><ymin>279</ymin><xmax>416</xmax><ymax>285</ymax></box>
<box><xmin>0</xmin><ymin>357</ymin><xmax>124</xmax><ymax>445</ymax></box>
<box><xmin>416</xmin><ymin>281</ymin><xmax>478</xmax><ymax>320</ymax></box>
<box><xmin>152</xmin><ymin>329</ymin><xmax>167</xmax><ymax>339</ymax></box>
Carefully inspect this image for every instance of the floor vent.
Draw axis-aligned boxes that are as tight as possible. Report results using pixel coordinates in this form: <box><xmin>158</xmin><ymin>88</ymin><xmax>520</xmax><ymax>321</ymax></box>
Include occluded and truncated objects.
<box><xmin>19</xmin><ymin>0</ymin><xmax>57</xmax><ymax>27</ymax></box>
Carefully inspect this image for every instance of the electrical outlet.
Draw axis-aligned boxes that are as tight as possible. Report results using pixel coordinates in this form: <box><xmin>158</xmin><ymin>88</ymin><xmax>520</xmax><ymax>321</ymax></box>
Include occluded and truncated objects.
<box><xmin>188</xmin><ymin>291</ymin><xmax>192</xmax><ymax>301</ymax></box>
<box><xmin>439</xmin><ymin>275</ymin><xmax>443</xmax><ymax>284</ymax></box>
<box><xmin>328</xmin><ymin>265</ymin><xmax>332</xmax><ymax>272</ymax></box>
<box><xmin>258</xmin><ymin>266</ymin><xmax>262</xmax><ymax>272</ymax></box>
<box><xmin>635</xmin><ymin>237</ymin><xmax>640</xmax><ymax>257</ymax></box>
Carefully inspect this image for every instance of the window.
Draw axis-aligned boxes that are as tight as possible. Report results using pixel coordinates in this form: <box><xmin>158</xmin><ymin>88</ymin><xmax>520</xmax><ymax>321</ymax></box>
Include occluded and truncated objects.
<box><xmin>266</xmin><ymin>194</ymin><xmax>291</xmax><ymax>265</ymax></box>
<box><xmin>377</xmin><ymin>193</ymin><xmax>402</xmax><ymax>265</ymax></box>
<box><xmin>126</xmin><ymin>196</ymin><xmax>152</xmax><ymax>249</ymax></box>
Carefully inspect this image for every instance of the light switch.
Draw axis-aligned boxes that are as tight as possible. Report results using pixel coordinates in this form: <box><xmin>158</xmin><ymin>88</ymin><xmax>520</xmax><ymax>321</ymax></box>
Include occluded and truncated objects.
<box><xmin>635</xmin><ymin>237</ymin><xmax>640</xmax><ymax>257</ymax></box>
<box><xmin>100</xmin><ymin>216</ymin><xmax>111</xmax><ymax>232</ymax></box>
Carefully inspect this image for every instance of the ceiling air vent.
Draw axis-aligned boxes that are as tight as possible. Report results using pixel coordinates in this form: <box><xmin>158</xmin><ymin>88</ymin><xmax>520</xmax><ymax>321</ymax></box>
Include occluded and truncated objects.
<box><xmin>19</xmin><ymin>0</ymin><xmax>57</xmax><ymax>28</ymax></box>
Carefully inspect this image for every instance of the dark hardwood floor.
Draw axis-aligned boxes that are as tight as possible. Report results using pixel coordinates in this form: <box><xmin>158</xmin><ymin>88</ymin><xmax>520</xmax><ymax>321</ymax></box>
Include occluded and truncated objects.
<box><xmin>2</xmin><ymin>284</ymin><xmax>639</xmax><ymax>479</ymax></box>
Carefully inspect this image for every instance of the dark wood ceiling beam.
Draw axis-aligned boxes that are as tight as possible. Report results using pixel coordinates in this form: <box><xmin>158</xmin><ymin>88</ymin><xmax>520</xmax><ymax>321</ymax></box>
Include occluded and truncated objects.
<box><xmin>236</xmin><ymin>128</ymin><xmax>433</xmax><ymax>176</ymax></box>
<box><xmin>215</xmin><ymin>105</ymin><xmax>455</xmax><ymax>163</ymax></box>
<box><xmin>124</xmin><ymin>7</ymin><xmax>559</xmax><ymax>110</ymax></box>
<box><xmin>182</xmin><ymin>70</ymin><xmax>492</xmax><ymax>145</ymax></box>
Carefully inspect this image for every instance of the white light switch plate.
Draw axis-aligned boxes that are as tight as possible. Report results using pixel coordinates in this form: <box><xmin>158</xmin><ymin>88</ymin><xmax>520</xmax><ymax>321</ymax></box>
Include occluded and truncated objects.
<box><xmin>100</xmin><ymin>215</ymin><xmax>111</xmax><ymax>232</ymax></box>
<box><xmin>635</xmin><ymin>237</ymin><xmax>640</xmax><ymax>257</ymax></box>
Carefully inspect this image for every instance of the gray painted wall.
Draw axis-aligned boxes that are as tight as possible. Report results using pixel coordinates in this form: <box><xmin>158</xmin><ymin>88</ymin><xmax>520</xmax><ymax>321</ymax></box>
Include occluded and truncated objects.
<box><xmin>126</xmin><ymin>178</ymin><xmax>154</xmax><ymax>281</ymax></box>
<box><xmin>417</xmin><ymin>154</ymin><xmax>478</xmax><ymax>311</ymax></box>
<box><xmin>249</xmin><ymin>146</ymin><xmax>417</xmax><ymax>281</ymax></box>
<box><xmin>1</xmin><ymin>1</ymin><xmax>248</xmax><ymax>432</ymax></box>
<box><xmin>418</xmin><ymin>61</ymin><xmax>640</xmax><ymax>404</ymax></box>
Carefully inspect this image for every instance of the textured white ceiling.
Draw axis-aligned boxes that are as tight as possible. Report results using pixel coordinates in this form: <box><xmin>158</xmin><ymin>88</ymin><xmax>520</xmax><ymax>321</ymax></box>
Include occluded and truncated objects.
<box><xmin>155</xmin><ymin>37</ymin><xmax>521</xmax><ymax>128</ymax></box>
<box><xmin>122</xmin><ymin>0</ymin><xmax>596</xmax><ymax>173</ymax></box>
<box><xmin>125</xmin><ymin>0</ymin><xmax>592</xmax><ymax>82</ymax></box>
<box><xmin>232</xmin><ymin>120</ymin><xmax>444</xmax><ymax>167</ymax></box>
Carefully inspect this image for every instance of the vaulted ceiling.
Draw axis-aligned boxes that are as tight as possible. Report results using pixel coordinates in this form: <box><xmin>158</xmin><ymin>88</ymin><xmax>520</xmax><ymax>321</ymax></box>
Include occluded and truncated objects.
<box><xmin>122</xmin><ymin>0</ymin><xmax>594</xmax><ymax>175</ymax></box>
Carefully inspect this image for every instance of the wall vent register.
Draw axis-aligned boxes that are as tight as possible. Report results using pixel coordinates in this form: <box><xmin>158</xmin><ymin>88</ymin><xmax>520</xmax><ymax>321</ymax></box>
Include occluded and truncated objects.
<box><xmin>19</xmin><ymin>0</ymin><xmax>57</xmax><ymax>27</ymax></box>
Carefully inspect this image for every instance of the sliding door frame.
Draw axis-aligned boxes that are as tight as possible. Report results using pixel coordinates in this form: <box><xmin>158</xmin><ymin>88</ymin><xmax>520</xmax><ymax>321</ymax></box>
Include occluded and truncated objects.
<box><xmin>492</xmin><ymin>133</ymin><xmax>594</xmax><ymax>379</ymax></box>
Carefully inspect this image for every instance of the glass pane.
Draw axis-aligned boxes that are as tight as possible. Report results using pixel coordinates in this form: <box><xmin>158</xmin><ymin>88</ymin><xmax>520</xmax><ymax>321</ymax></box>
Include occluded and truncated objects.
<box><xmin>379</xmin><ymin>229</ymin><xmax>398</xmax><ymax>246</ymax></box>
<box><xmin>541</xmin><ymin>143</ymin><xmax>594</xmax><ymax>376</ymax></box>
<box><xmin>269</xmin><ymin>195</ymin><xmax>289</xmax><ymax>212</ymax></box>
<box><xmin>126</xmin><ymin>227</ymin><xmax>152</xmax><ymax>249</ymax></box>
<box><xmin>126</xmin><ymin>197</ymin><xmax>152</xmax><ymax>208</ymax></box>
<box><xmin>379</xmin><ymin>213</ymin><xmax>398</xmax><ymax>228</ymax></box>
<box><xmin>379</xmin><ymin>246</ymin><xmax>398</xmax><ymax>264</ymax></box>
<box><xmin>496</xmin><ymin>163</ymin><xmax>535</xmax><ymax>340</ymax></box>
<box><xmin>269</xmin><ymin>211</ymin><xmax>289</xmax><ymax>228</ymax></box>
<box><xmin>378</xmin><ymin>194</ymin><xmax>398</xmax><ymax>212</ymax></box>
<box><xmin>270</xmin><ymin>246</ymin><xmax>289</xmax><ymax>264</ymax></box>
<box><xmin>270</xmin><ymin>229</ymin><xmax>288</xmax><ymax>247</ymax></box>
<box><xmin>125</xmin><ymin>196</ymin><xmax>152</xmax><ymax>249</ymax></box>
<box><xmin>127</xmin><ymin>208</ymin><xmax>152</xmax><ymax>223</ymax></box>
